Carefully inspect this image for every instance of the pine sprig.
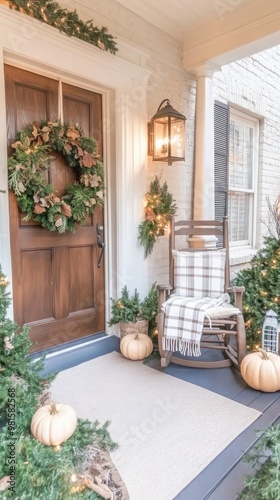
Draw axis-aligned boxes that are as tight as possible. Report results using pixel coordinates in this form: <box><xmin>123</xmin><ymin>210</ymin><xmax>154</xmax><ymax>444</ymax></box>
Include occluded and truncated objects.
<box><xmin>239</xmin><ymin>424</ymin><xmax>280</xmax><ymax>499</ymax></box>
<box><xmin>7</xmin><ymin>0</ymin><xmax>118</xmax><ymax>54</ymax></box>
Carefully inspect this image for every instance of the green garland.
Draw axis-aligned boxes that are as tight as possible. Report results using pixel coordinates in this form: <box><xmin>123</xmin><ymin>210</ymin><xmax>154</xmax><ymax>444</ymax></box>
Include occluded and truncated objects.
<box><xmin>8</xmin><ymin>120</ymin><xmax>104</xmax><ymax>233</ymax></box>
<box><xmin>138</xmin><ymin>177</ymin><xmax>177</xmax><ymax>258</ymax></box>
<box><xmin>7</xmin><ymin>0</ymin><xmax>118</xmax><ymax>54</ymax></box>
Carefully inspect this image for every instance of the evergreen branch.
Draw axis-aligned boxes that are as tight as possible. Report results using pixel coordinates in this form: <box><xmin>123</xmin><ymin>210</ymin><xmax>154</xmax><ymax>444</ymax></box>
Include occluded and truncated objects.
<box><xmin>239</xmin><ymin>424</ymin><xmax>280</xmax><ymax>499</ymax></box>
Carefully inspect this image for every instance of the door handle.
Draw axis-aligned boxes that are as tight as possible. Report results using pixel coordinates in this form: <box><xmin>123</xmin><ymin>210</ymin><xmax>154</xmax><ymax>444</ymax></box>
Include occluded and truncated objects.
<box><xmin>96</xmin><ymin>223</ymin><xmax>105</xmax><ymax>268</ymax></box>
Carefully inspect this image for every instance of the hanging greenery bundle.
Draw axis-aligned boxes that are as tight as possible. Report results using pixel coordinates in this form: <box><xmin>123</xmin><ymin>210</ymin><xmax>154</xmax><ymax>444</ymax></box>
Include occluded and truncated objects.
<box><xmin>138</xmin><ymin>176</ymin><xmax>177</xmax><ymax>258</ymax></box>
<box><xmin>7</xmin><ymin>0</ymin><xmax>118</xmax><ymax>54</ymax></box>
<box><xmin>8</xmin><ymin>120</ymin><xmax>104</xmax><ymax>233</ymax></box>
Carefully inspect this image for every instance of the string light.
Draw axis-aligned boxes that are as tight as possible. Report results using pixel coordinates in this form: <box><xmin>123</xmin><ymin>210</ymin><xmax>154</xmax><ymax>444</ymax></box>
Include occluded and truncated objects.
<box><xmin>69</xmin><ymin>474</ymin><xmax>86</xmax><ymax>494</ymax></box>
<box><xmin>7</xmin><ymin>0</ymin><xmax>118</xmax><ymax>54</ymax></box>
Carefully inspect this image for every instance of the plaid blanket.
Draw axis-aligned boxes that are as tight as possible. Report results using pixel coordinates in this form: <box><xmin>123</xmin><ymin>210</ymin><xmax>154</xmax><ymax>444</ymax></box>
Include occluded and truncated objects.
<box><xmin>161</xmin><ymin>294</ymin><xmax>229</xmax><ymax>357</ymax></box>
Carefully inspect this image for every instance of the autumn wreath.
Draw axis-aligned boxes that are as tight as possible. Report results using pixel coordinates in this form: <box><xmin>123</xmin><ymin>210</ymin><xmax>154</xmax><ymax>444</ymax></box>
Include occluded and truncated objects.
<box><xmin>8</xmin><ymin>120</ymin><xmax>104</xmax><ymax>233</ymax></box>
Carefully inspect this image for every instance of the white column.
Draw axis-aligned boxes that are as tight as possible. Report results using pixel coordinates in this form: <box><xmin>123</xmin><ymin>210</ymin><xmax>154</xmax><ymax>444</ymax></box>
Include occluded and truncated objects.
<box><xmin>190</xmin><ymin>63</ymin><xmax>220</xmax><ymax>248</ymax></box>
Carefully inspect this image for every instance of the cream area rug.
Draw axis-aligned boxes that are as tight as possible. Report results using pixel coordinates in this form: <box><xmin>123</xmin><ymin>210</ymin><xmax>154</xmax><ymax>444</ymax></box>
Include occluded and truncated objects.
<box><xmin>50</xmin><ymin>351</ymin><xmax>261</xmax><ymax>500</ymax></box>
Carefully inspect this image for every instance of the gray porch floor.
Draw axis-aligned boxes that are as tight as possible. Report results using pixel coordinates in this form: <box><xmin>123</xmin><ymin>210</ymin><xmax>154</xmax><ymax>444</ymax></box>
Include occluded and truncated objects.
<box><xmin>36</xmin><ymin>333</ymin><xmax>280</xmax><ymax>500</ymax></box>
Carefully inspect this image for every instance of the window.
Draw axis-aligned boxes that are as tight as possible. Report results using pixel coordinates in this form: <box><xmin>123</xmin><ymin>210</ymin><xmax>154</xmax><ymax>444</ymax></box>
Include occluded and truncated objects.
<box><xmin>214</xmin><ymin>102</ymin><xmax>259</xmax><ymax>247</ymax></box>
<box><xmin>228</xmin><ymin>109</ymin><xmax>259</xmax><ymax>246</ymax></box>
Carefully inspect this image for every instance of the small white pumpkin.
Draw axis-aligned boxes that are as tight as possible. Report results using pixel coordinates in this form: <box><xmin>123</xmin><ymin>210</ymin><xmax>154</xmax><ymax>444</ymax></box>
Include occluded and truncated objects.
<box><xmin>120</xmin><ymin>332</ymin><xmax>153</xmax><ymax>360</ymax></box>
<box><xmin>31</xmin><ymin>403</ymin><xmax>77</xmax><ymax>446</ymax></box>
<box><xmin>241</xmin><ymin>348</ymin><xmax>280</xmax><ymax>392</ymax></box>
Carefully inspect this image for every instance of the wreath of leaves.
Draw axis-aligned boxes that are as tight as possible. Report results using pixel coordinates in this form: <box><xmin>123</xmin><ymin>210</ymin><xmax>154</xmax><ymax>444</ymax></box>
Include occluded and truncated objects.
<box><xmin>8</xmin><ymin>120</ymin><xmax>104</xmax><ymax>233</ymax></box>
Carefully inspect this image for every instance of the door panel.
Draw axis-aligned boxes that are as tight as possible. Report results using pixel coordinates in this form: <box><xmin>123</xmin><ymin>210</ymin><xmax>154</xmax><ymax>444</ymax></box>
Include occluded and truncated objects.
<box><xmin>5</xmin><ymin>65</ymin><xmax>105</xmax><ymax>352</ymax></box>
<box><xmin>62</xmin><ymin>83</ymin><xmax>103</xmax><ymax>155</ymax></box>
<box><xmin>22</xmin><ymin>249</ymin><xmax>53</xmax><ymax>324</ymax></box>
<box><xmin>68</xmin><ymin>246</ymin><xmax>95</xmax><ymax>312</ymax></box>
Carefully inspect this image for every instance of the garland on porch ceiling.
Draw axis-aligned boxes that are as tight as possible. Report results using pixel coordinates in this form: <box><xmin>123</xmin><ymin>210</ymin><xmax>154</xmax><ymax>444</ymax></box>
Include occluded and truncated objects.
<box><xmin>138</xmin><ymin>176</ymin><xmax>177</xmax><ymax>258</ymax></box>
<box><xmin>6</xmin><ymin>0</ymin><xmax>118</xmax><ymax>54</ymax></box>
<box><xmin>8</xmin><ymin>120</ymin><xmax>104</xmax><ymax>233</ymax></box>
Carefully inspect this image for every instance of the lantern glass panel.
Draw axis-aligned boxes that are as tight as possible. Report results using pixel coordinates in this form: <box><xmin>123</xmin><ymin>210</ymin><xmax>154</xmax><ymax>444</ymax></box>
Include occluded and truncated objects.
<box><xmin>170</xmin><ymin>118</ymin><xmax>185</xmax><ymax>158</ymax></box>
<box><xmin>263</xmin><ymin>326</ymin><xmax>278</xmax><ymax>352</ymax></box>
<box><xmin>154</xmin><ymin>118</ymin><xmax>168</xmax><ymax>159</ymax></box>
<box><xmin>262</xmin><ymin>311</ymin><xmax>279</xmax><ymax>353</ymax></box>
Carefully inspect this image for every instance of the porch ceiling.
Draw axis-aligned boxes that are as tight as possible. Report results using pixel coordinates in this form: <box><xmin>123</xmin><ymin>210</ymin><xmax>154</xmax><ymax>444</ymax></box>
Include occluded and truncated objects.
<box><xmin>115</xmin><ymin>0</ymin><xmax>280</xmax><ymax>70</ymax></box>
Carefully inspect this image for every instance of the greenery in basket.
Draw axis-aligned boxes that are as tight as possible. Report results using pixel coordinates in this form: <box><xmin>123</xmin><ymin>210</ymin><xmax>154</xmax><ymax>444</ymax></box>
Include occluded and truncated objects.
<box><xmin>138</xmin><ymin>177</ymin><xmax>177</xmax><ymax>258</ymax></box>
<box><xmin>108</xmin><ymin>284</ymin><xmax>158</xmax><ymax>333</ymax></box>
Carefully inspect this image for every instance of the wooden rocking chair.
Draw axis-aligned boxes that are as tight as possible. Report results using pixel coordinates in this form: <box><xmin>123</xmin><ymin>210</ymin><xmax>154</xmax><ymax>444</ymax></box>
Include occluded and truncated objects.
<box><xmin>157</xmin><ymin>217</ymin><xmax>246</xmax><ymax>369</ymax></box>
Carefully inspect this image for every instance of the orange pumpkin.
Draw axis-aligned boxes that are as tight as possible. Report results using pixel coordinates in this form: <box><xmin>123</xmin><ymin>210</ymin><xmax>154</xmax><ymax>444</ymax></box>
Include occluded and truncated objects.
<box><xmin>120</xmin><ymin>333</ymin><xmax>153</xmax><ymax>360</ymax></box>
<box><xmin>241</xmin><ymin>349</ymin><xmax>280</xmax><ymax>392</ymax></box>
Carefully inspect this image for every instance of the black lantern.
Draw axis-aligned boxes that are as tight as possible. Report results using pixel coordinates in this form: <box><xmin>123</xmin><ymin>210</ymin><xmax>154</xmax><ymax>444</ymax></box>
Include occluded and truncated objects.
<box><xmin>148</xmin><ymin>99</ymin><xmax>186</xmax><ymax>165</ymax></box>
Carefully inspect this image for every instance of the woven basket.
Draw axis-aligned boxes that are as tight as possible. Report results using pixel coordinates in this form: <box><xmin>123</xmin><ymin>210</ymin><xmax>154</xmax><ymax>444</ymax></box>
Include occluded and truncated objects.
<box><xmin>119</xmin><ymin>320</ymin><xmax>148</xmax><ymax>339</ymax></box>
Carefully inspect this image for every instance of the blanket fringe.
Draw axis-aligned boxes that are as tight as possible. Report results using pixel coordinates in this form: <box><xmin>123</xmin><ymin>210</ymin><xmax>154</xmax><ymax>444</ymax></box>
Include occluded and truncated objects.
<box><xmin>162</xmin><ymin>337</ymin><xmax>201</xmax><ymax>357</ymax></box>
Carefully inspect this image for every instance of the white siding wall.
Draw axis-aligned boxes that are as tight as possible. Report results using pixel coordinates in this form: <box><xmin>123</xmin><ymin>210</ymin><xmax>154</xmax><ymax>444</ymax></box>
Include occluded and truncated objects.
<box><xmin>63</xmin><ymin>0</ymin><xmax>196</xmax><ymax>286</ymax></box>
<box><xmin>56</xmin><ymin>1</ymin><xmax>280</xmax><ymax>283</ymax></box>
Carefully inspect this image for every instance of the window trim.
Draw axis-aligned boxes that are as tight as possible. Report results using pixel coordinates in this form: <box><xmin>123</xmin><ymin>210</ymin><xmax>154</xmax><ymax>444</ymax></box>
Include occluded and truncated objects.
<box><xmin>228</xmin><ymin>107</ymin><xmax>259</xmax><ymax>248</ymax></box>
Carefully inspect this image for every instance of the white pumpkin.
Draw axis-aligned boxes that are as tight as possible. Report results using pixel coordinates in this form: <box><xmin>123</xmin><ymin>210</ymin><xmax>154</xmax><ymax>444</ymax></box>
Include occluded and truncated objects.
<box><xmin>31</xmin><ymin>403</ymin><xmax>77</xmax><ymax>446</ymax></box>
<box><xmin>120</xmin><ymin>333</ymin><xmax>153</xmax><ymax>360</ymax></box>
<box><xmin>241</xmin><ymin>349</ymin><xmax>280</xmax><ymax>392</ymax></box>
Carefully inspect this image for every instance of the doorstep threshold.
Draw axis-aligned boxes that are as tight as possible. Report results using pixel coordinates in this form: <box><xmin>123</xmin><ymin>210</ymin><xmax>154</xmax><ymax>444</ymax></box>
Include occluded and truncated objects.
<box><xmin>30</xmin><ymin>332</ymin><xmax>114</xmax><ymax>361</ymax></box>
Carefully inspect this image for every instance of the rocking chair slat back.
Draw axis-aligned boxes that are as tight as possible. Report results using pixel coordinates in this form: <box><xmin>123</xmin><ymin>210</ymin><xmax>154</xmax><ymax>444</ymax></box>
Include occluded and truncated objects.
<box><xmin>169</xmin><ymin>217</ymin><xmax>230</xmax><ymax>295</ymax></box>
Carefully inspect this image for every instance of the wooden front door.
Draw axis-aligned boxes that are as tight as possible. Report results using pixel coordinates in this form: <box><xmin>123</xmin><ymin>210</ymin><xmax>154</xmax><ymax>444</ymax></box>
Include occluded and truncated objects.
<box><xmin>5</xmin><ymin>65</ymin><xmax>105</xmax><ymax>352</ymax></box>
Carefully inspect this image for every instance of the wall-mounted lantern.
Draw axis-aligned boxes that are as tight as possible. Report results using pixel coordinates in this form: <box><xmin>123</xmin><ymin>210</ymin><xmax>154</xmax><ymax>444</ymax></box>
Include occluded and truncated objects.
<box><xmin>148</xmin><ymin>99</ymin><xmax>186</xmax><ymax>165</ymax></box>
<box><xmin>262</xmin><ymin>309</ymin><xmax>279</xmax><ymax>353</ymax></box>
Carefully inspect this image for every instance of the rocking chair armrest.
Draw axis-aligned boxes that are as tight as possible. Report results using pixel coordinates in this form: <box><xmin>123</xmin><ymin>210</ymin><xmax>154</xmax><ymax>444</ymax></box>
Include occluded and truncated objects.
<box><xmin>157</xmin><ymin>284</ymin><xmax>172</xmax><ymax>312</ymax></box>
<box><xmin>226</xmin><ymin>286</ymin><xmax>245</xmax><ymax>311</ymax></box>
<box><xmin>226</xmin><ymin>286</ymin><xmax>245</xmax><ymax>294</ymax></box>
<box><xmin>157</xmin><ymin>284</ymin><xmax>173</xmax><ymax>291</ymax></box>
